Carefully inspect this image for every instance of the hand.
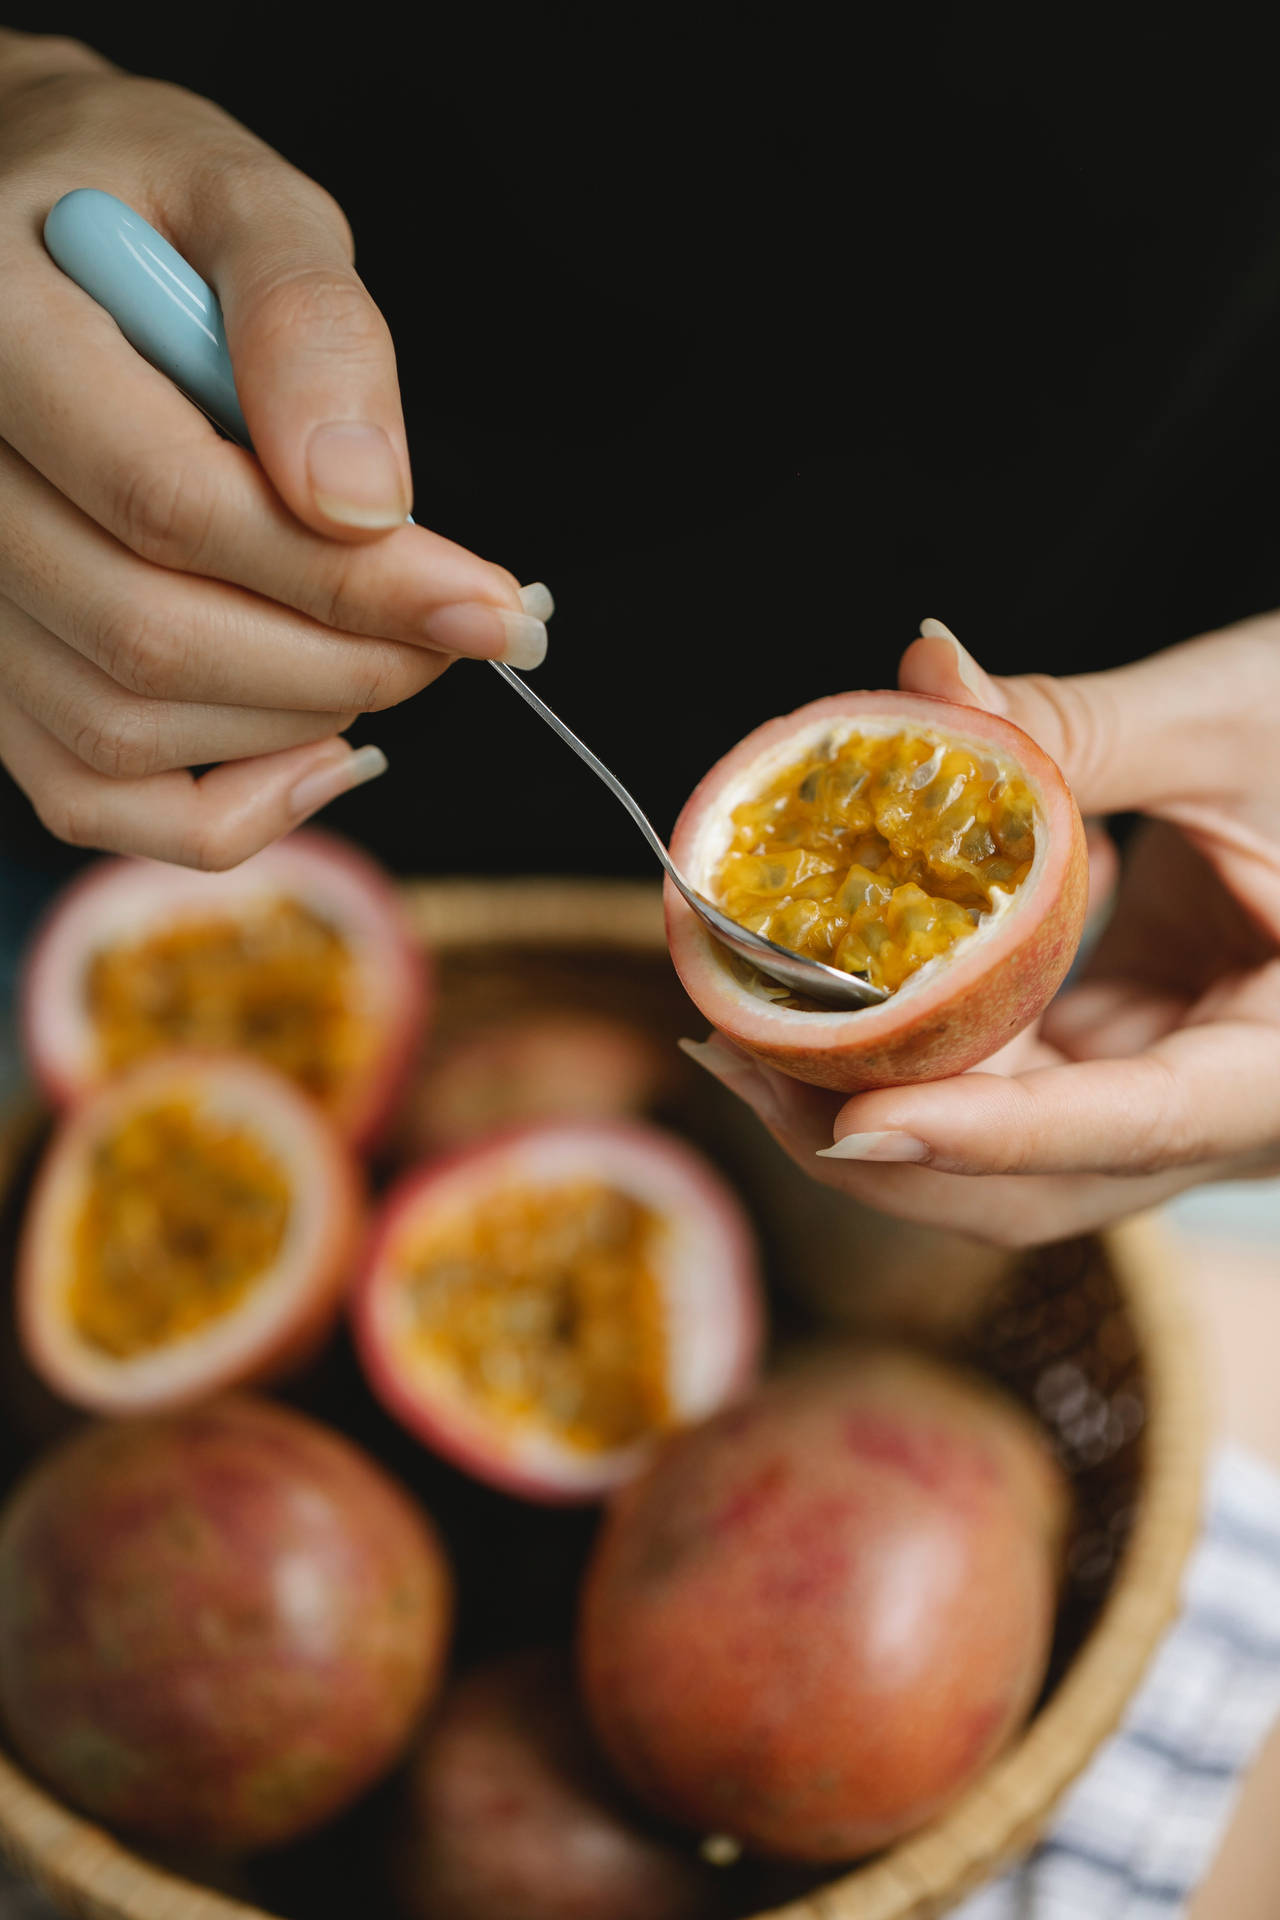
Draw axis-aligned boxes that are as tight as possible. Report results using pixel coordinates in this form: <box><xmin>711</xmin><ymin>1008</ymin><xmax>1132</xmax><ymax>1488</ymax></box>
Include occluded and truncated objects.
<box><xmin>0</xmin><ymin>31</ymin><xmax>546</xmax><ymax>867</ymax></box>
<box><xmin>684</xmin><ymin>613</ymin><xmax>1280</xmax><ymax>1245</ymax></box>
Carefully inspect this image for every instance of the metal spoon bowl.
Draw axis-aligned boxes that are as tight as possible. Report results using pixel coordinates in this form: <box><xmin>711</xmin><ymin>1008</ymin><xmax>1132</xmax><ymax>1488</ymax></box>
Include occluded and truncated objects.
<box><xmin>43</xmin><ymin>189</ymin><xmax>888</xmax><ymax>1013</ymax></box>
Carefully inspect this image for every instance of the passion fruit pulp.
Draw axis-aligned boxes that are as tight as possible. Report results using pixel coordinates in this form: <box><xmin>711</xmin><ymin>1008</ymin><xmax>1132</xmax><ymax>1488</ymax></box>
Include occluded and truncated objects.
<box><xmin>668</xmin><ymin>690</ymin><xmax>1087</xmax><ymax>1090</ymax></box>
<box><xmin>0</xmin><ymin>1396</ymin><xmax>453</xmax><ymax>1852</ymax></box>
<box><xmin>20</xmin><ymin>829</ymin><xmax>429</xmax><ymax>1148</ymax></box>
<box><xmin>352</xmin><ymin>1120</ymin><xmax>764</xmax><ymax>1503</ymax></box>
<box><xmin>18</xmin><ymin>1052</ymin><xmax>362</xmax><ymax>1415</ymax></box>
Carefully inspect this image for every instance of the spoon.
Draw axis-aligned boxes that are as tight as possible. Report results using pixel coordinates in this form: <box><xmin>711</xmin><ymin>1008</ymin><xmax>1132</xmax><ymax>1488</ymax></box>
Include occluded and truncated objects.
<box><xmin>42</xmin><ymin>189</ymin><xmax>888</xmax><ymax>1012</ymax></box>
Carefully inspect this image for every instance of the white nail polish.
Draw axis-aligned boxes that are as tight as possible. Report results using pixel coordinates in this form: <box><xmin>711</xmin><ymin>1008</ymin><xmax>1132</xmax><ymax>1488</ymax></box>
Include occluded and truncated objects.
<box><xmin>289</xmin><ymin>744</ymin><xmax>388</xmax><ymax>820</ymax></box>
<box><xmin>519</xmin><ymin>581</ymin><xmax>555</xmax><ymax>622</ymax></box>
<box><xmin>817</xmin><ymin>1130</ymin><xmax>930</xmax><ymax>1163</ymax></box>
<box><xmin>498</xmin><ymin>609</ymin><xmax>548</xmax><ymax>670</ymax></box>
<box><xmin>920</xmin><ymin>617</ymin><xmax>961</xmax><ymax>643</ymax></box>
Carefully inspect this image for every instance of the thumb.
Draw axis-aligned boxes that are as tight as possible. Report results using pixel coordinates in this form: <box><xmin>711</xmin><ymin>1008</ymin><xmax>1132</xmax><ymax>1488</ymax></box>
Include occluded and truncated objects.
<box><xmin>187</xmin><ymin>165</ymin><xmax>413</xmax><ymax>539</ymax></box>
<box><xmin>898</xmin><ymin>616</ymin><xmax>1247</xmax><ymax>817</ymax></box>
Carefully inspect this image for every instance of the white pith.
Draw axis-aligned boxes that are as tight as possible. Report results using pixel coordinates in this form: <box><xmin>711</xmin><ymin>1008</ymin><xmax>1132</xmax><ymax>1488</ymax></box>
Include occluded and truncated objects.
<box><xmin>686</xmin><ymin>710</ymin><xmax>1049</xmax><ymax>1026</ymax></box>
<box><xmin>368</xmin><ymin>1126</ymin><xmax>757</xmax><ymax>1495</ymax></box>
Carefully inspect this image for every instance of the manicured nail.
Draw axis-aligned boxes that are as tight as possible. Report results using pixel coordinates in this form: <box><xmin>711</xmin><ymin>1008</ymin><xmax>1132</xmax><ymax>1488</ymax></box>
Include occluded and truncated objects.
<box><xmin>817</xmin><ymin>1130</ymin><xmax>930</xmax><ymax>1163</ymax></box>
<box><xmin>519</xmin><ymin>581</ymin><xmax>555</xmax><ymax>621</ymax></box>
<box><xmin>307</xmin><ymin>423</ymin><xmax>408</xmax><ymax>528</ymax></box>
<box><xmin>289</xmin><ymin>744</ymin><xmax>388</xmax><ymax>820</ymax></box>
<box><xmin>678</xmin><ymin>1037</ymin><xmax>786</xmax><ymax>1130</ymax></box>
<box><xmin>421</xmin><ymin>602</ymin><xmax>548</xmax><ymax>669</ymax></box>
<box><xmin>918</xmin><ymin>618</ymin><xmax>1008</xmax><ymax>713</ymax></box>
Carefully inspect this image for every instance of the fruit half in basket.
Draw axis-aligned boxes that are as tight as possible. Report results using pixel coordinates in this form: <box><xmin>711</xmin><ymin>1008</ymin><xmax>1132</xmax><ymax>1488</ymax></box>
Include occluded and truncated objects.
<box><xmin>351</xmin><ymin>1119</ymin><xmax>764</xmax><ymax>1502</ymax></box>
<box><xmin>666</xmin><ymin>690</ymin><xmax>1087</xmax><ymax>1089</ymax></box>
<box><xmin>579</xmin><ymin>1346</ymin><xmax>1070</xmax><ymax>1862</ymax></box>
<box><xmin>20</xmin><ymin>828</ymin><xmax>429</xmax><ymax>1147</ymax></box>
<box><xmin>17</xmin><ymin>1052</ymin><xmax>362</xmax><ymax>1414</ymax></box>
<box><xmin>0</xmin><ymin>1396</ymin><xmax>453</xmax><ymax>1852</ymax></box>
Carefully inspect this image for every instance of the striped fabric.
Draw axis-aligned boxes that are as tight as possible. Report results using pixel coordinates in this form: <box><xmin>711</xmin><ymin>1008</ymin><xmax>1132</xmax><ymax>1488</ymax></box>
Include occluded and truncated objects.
<box><xmin>957</xmin><ymin>1444</ymin><xmax>1280</xmax><ymax>1919</ymax></box>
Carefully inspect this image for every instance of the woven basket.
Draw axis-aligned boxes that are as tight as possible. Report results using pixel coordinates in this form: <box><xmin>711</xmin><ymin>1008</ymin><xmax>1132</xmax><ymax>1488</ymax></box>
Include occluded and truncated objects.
<box><xmin>0</xmin><ymin>877</ymin><xmax>1207</xmax><ymax>1920</ymax></box>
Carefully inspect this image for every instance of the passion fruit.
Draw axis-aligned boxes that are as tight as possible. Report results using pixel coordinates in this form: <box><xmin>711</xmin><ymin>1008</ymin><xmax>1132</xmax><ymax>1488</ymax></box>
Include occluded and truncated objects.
<box><xmin>20</xmin><ymin>829</ymin><xmax>429</xmax><ymax>1148</ymax></box>
<box><xmin>401</xmin><ymin>1012</ymin><xmax>671</xmax><ymax>1157</ymax></box>
<box><xmin>579</xmin><ymin>1347</ymin><xmax>1069</xmax><ymax>1862</ymax></box>
<box><xmin>352</xmin><ymin>1120</ymin><xmax>764</xmax><ymax>1503</ymax></box>
<box><xmin>0</xmin><ymin>1395</ymin><xmax>453</xmax><ymax>1852</ymax></box>
<box><xmin>17</xmin><ymin>1052</ymin><xmax>362</xmax><ymax>1415</ymax></box>
<box><xmin>392</xmin><ymin>1649</ymin><xmax>722</xmax><ymax>1920</ymax></box>
<box><xmin>667</xmin><ymin>690</ymin><xmax>1087</xmax><ymax>1089</ymax></box>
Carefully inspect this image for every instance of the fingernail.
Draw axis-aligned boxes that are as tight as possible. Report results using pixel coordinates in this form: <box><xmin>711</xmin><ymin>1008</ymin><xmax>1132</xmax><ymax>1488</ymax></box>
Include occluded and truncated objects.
<box><xmin>289</xmin><ymin>744</ymin><xmax>388</xmax><ymax>820</ymax></box>
<box><xmin>421</xmin><ymin>602</ymin><xmax>548</xmax><ymax>669</ymax></box>
<box><xmin>308</xmin><ymin>423</ymin><xmax>408</xmax><ymax>528</ymax></box>
<box><xmin>817</xmin><ymin>1130</ymin><xmax>930</xmax><ymax>1163</ymax></box>
<box><xmin>678</xmin><ymin>1036</ymin><xmax>786</xmax><ymax>1130</ymax></box>
<box><xmin>918</xmin><ymin>618</ymin><xmax>1008</xmax><ymax>713</ymax></box>
<box><xmin>519</xmin><ymin>581</ymin><xmax>555</xmax><ymax>621</ymax></box>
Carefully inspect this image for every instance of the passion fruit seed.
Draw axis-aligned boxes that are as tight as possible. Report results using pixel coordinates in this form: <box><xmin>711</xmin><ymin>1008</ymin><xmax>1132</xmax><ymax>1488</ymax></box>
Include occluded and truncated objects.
<box><xmin>396</xmin><ymin>1181</ymin><xmax>671</xmax><ymax>1454</ymax></box>
<box><xmin>715</xmin><ymin>730</ymin><xmax>1036</xmax><ymax>993</ymax></box>
<box><xmin>86</xmin><ymin>898</ymin><xmax>374</xmax><ymax>1110</ymax></box>
<box><xmin>70</xmin><ymin>1098</ymin><xmax>290</xmax><ymax>1358</ymax></box>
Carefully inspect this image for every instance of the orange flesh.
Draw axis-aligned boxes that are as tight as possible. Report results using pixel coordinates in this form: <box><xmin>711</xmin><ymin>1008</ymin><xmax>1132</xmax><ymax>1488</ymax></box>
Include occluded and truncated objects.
<box><xmin>69</xmin><ymin>1099</ymin><xmax>290</xmax><ymax>1358</ymax></box>
<box><xmin>86</xmin><ymin>900</ymin><xmax>371</xmax><ymax>1112</ymax></box>
<box><xmin>714</xmin><ymin>730</ymin><xmax>1036</xmax><ymax>992</ymax></box>
<box><xmin>396</xmin><ymin>1181</ymin><xmax>670</xmax><ymax>1454</ymax></box>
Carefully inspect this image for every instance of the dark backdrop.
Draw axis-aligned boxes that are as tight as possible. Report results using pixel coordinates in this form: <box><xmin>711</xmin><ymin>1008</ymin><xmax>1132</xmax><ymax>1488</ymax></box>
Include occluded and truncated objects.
<box><xmin>5</xmin><ymin>10</ymin><xmax>1280</xmax><ymax>878</ymax></box>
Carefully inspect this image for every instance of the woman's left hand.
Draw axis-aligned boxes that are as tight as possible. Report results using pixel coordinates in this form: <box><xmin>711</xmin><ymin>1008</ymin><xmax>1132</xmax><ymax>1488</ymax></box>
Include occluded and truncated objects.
<box><xmin>683</xmin><ymin>615</ymin><xmax>1280</xmax><ymax>1246</ymax></box>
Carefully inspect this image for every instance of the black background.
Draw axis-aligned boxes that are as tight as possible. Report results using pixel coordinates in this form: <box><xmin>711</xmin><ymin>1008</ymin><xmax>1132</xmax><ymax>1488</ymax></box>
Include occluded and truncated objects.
<box><xmin>5</xmin><ymin>9</ymin><xmax>1280</xmax><ymax>878</ymax></box>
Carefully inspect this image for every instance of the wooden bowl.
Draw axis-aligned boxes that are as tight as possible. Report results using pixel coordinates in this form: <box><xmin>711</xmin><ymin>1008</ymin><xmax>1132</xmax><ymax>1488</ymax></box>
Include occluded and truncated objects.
<box><xmin>0</xmin><ymin>878</ymin><xmax>1207</xmax><ymax>1920</ymax></box>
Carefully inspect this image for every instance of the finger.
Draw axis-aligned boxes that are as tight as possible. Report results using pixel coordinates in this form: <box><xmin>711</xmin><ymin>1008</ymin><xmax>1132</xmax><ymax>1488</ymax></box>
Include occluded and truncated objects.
<box><xmin>822</xmin><ymin>1019</ymin><xmax>1280</xmax><ymax>1176</ymax></box>
<box><xmin>0</xmin><ymin>252</ymin><xmax>538</xmax><ymax>662</ymax></box>
<box><xmin>677</xmin><ymin>1031</ymin><xmax>1216</xmax><ymax>1245</ymax></box>
<box><xmin>1043</xmin><ymin>978</ymin><xmax>1191</xmax><ymax>1059</ymax></box>
<box><xmin>0</xmin><ymin>692</ymin><xmax>386</xmax><ymax>869</ymax></box>
<box><xmin>181</xmin><ymin>159</ymin><xmax>412</xmax><ymax>537</ymax></box>
<box><xmin>900</xmin><ymin>616</ymin><xmax>1273</xmax><ymax>817</ymax></box>
<box><xmin>0</xmin><ymin>441</ymin><xmax>449</xmax><ymax>710</ymax></box>
<box><xmin>1</xmin><ymin>597</ymin><xmax>353</xmax><ymax>776</ymax></box>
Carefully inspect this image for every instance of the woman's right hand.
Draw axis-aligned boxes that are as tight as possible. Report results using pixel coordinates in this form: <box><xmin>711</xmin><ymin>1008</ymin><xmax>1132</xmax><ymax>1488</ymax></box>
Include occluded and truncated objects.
<box><xmin>0</xmin><ymin>29</ymin><xmax>548</xmax><ymax>868</ymax></box>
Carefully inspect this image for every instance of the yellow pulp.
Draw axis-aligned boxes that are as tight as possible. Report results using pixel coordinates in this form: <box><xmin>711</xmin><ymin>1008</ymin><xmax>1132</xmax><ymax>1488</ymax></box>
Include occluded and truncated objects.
<box><xmin>398</xmin><ymin>1181</ymin><xmax>670</xmax><ymax>1453</ymax></box>
<box><xmin>70</xmin><ymin>1099</ymin><xmax>290</xmax><ymax>1358</ymax></box>
<box><xmin>86</xmin><ymin>900</ymin><xmax>370</xmax><ymax>1112</ymax></box>
<box><xmin>714</xmin><ymin>730</ymin><xmax>1036</xmax><ymax>993</ymax></box>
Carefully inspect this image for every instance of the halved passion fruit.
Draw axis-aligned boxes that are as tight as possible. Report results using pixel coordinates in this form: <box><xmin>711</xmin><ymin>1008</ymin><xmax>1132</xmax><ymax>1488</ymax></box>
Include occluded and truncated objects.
<box><xmin>20</xmin><ymin>829</ymin><xmax>429</xmax><ymax>1148</ymax></box>
<box><xmin>18</xmin><ymin>1053</ymin><xmax>362</xmax><ymax>1414</ymax></box>
<box><xmin>667</xmin><ymin>691</ymin><xmax>1087</xmax><ymax>1090</ymax></box>
<box><xmin>351</xmin><ymin>1120</ymin><xmax>764</xmax><ymax>1503</ymax></box>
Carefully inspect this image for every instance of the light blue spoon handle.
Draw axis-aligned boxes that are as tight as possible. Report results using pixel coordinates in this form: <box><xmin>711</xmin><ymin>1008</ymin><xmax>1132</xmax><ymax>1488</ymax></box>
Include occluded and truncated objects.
<box><xmin>44</xmin><ymin>187</ymin><xmax>252</xmax><ymax>449</ymax></box>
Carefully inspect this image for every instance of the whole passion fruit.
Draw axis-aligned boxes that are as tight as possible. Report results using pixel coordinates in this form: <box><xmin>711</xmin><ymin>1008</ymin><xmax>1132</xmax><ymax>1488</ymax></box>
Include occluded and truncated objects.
<box><xmin>579</xmin><ymin>1347</ymin><xmax>1069</xmax><ymax>1862</ymax></box>
<box><xmin>352</xmin><ymin>1120</ymin><xmax>764</xmax><ymax>1503</ymax></box>
<box><xmin>17</xmin><ymin>1052</ymin><xmax>362</xmax><ymax>1415</ymax></box>
<box><xmin>20</xmin><ymin>829</ymin><xmax>429</xmax><ymax>1148</ymax></box>
<box><xmin>402</xmin><ymin>1012</ymin><xmax>671</xmax><ymax>1157</ymax></box>
<box><xmin>0</xmin><ymin>1396</ymin><xmax>453</xmax><ymax>1852</ymax></box>
<box><xmin>392</xmin><ymin>1649</ymin><xmax>721</xmax><ymax>1920</ymax></box>
<box><xmin>667</xmin><ymin>690</ymin><xmax>1087</xmax><ymax>1089</ymax></box>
